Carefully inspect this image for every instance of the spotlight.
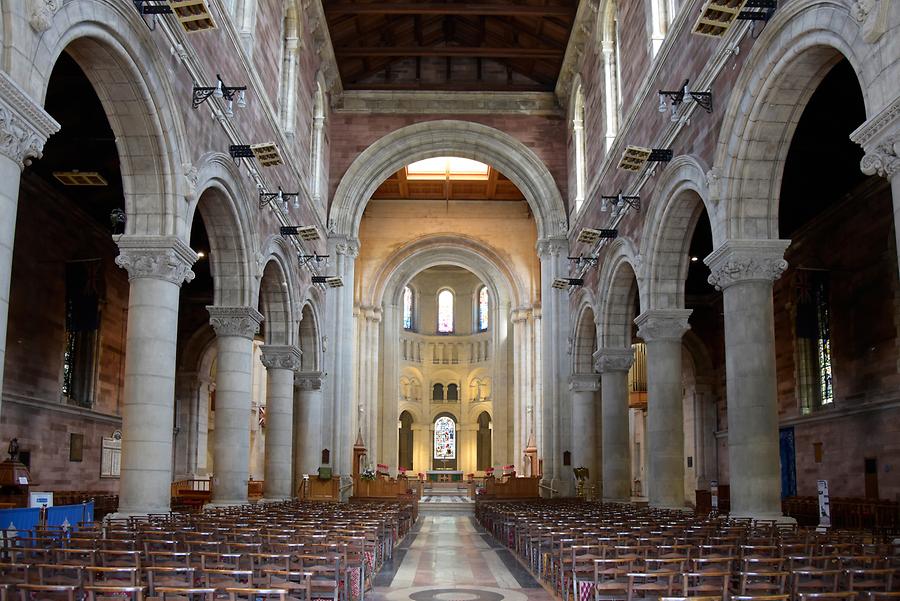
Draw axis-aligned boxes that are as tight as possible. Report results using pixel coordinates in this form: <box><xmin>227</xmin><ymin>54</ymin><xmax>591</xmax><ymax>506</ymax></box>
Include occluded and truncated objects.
<box><xmin>281</xmin><ymin>225</ymin><xmax>320</xmax><ymax>241</ymax></box>
<box><xmin>193</xmin><ymin>75</ymin><xmax>247</xmax><ymax>113</ymax></box>
<box><xmin>312</xmin><ymin>276</ymin><xmax>344</xmax><ymax>288</ymax></box>
<box><xmin>551</xmin><ymin>277</ymin><xmax>584</xmax><ymax>290</ymax></box>
<box><xmin>600</xmin><ymin>191</ymin><xmax>640</xmax><ymax>215</ymax></box>
<box><xmin>577</xmin><ymin>228</ymin><xmax>618</xmax><ymax>245</ymax></box>
<box><xmin>169</xmin><ymin>0</ymin><xmax>217</xmax><ymax>33</ymax></box>
<box><xmin>618</xmin><ymin>146</ymin><xmax>673</xmax><ymax>172</ymax></box>
<box><xmin>228</xmin><ymin>142</ymin><xmax>283</xmax><ymax>167</ymax></box>
<box><xmin>658</xmin><ymin>79</ymin><xmax>713</xmax><ymax>115</ymax></box>
<box><xmin>299</xmin><ymin>254</ymin><xmax>330</xmax><ymax>267</ymax></box>
<box><xmin>568</xmin><ymin>256</ymin><xmax>599</xmax><ymax>268</ymax></box>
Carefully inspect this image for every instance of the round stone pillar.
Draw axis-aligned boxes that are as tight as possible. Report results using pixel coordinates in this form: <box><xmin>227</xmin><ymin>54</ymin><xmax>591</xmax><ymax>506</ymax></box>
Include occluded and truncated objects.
<box><xmin>261</xmin><ymin>345</ymin><xmax>301</xmax><ymax>500</ymax></box>
<box><xmin>115</xmin><ymin>238</ymin><xmax>197</xmax><ymax>515</ymax></box>
<box><xmin>294</xmin><ymin>372</ymin><xmax>325</xmax><ymax>482</ymax></box>
<box><xmin>595</xmin><ymin>348</ymin><xmax>633</xmax><ymax>501</ymax></box>
<box><xmin>207</xmin><ymin>306</ymin><xmax>264</xmax><ymax>505</ymax></box>
<box><xmin>568</xmin><ymin>374</ymin><xmax>600</xmax><ymax>493</ymax></box>
<box><xmin>856</xmin><ymin>125</ymin><xmax>900</xmax><ymax>285</ymax></box>
<box><xmin>635</xmin><ymin>309</ymin><xmax>691</xmax><ymax>510</ymax></box>
<box><xmin>0</xmin><ymin>73</ymin><xmax>59</xmax><ymax>418</ymax></box>
<box><xmin>706</xmin><ymin>239</ymin><xmax>791</xmax><ymax>520</ymax></box>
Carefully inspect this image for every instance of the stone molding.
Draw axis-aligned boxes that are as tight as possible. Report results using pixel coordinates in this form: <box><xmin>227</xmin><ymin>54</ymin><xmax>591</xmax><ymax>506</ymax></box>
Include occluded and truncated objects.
<box><xmin>851</xmin><ymin>96</ymin><xmax>900</xmax><ymax>150</ymax></box>
<box><xmin>852</xmin><ymin>0</ymin><xmax>890</xmax><ymax>43</ymax></box>
<box><xmin>705</xmin><ymin>239</ymin><xmax>790</xmax><ymax>291</ymax></box>
<box><xmin>207</xmin><ymin>306</ymin><xmax>264</xmax><ymax>339</ymax></box>
<box><xmin>335</xmin><ymin>91</ymin><xmax>562</xmax><ymax>116</ymax></box>
<box><xmin>260</xmin><ymin>345</ymin><xmax>302</xmax><ymax>371</ymax></box>
<box><xmin>115</xmin><ymin>237</ymin><xmax>197</xmax><ymax>286</ymax></box>
<box><xmin>537</xmin><ymin>236</ymin><xmax>569</xmax><ymax>259</ymax></box>
<box><xmin>295</xmin><ymin>371</ymin><xmax>324</xmax><ymax>391</ymax></box>
<box><xmin>593</xmin><ymin>348</ymin><xmax>634</xmax><ymax>373</ymax></box>
<box><xmin>860</xmin><ymin>135</ymin><xmax>900</xmax><ymax>179</ymax></box>
<box><xmin>0</xmin><ymin>72</ymin><xmax>60</xmax><ymax>167</ymax></box>
<box><xmin>569</xmin><ymin>373</ymin><xmax>601</xmax><ymax>392</ymax></box>
<box><xmin>635</xmin><ymin>309</ymin><xmax>692</xmax><ymax>342</ymax></box>
<box><xmin>29</xmin><ymin>0</ymin><xmax>61</xmax><ymax>32</ymax></box>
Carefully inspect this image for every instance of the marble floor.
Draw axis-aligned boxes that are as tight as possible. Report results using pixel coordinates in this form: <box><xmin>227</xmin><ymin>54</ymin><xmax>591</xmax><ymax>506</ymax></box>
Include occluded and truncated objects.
<box><xmin>370</xmin><ymin>513</ymin><xmax>557</xmax><ymax>601</ymax></box>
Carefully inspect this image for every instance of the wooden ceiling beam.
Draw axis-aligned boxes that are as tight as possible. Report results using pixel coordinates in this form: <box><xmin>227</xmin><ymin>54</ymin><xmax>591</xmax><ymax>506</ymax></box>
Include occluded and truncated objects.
<box><xmin>325</xmin><ymin>3</ymin><xmax>575</xmax><ymax>17</ymax></box>
<box><xmin>334</xmin><ymin>46</ymin><xmax>563</xmax><ymax>58</ymax></box>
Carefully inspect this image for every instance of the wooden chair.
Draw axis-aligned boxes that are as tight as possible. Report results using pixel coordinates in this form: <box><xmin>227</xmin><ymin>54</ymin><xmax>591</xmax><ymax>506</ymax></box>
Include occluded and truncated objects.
<box><xmin>146</xmin><ymin>566</ymin><xmax>196</xmax><ymax>596</ymax></box>
<box><xmin>593</xmin><ymin>558</ymin><xmax>634</xmax><ymax>601</ymax></box>
<box><xmin>83</xmin><ymin>585</ymin><xmax>145</xmax><ymax>601</ymax></box>
<box><xmin>739</xmin><ymin>572</ymin><xmax>789</xmax><ymax>596</ymax></box>
<box><xmin>660</xmin><ymin>596</ymin><xmax>723</xmax><ymax>601</ymax></box>
<box><xmin>731</xmin><ymin>595</ymin><xmax>790</xmax><ymax>601</ymax></box>
<box><xmin>796</xmin><ymin>594</ymin><xmax>856</xmax><ymax>601</ymax></box>
<box><xmin>224</xmin><ymin>588</ymin><xmax>286</xmax><ymax>601</ymax></box>
<box><xmin>626</xmin><ymin>571</ymin><xmax>678</xmax><ymax>601</ymax></box>
<box><xmin>846</xmin><ymin>568</ymin><xmax>895</xmax><ymax>594</ymax></box>
<box><xmin>84</xmin><ymin>566</ymin><xmax>140</xmax><ymax>587</ymax></box>
<box><xmin>156</xmin><ymin>587</ymin><xmax>217</xmax><ymax>601</ymax></box>
<box><xmin>682</xmin><ymin>571</ymin><xmax>730</xmax><ymax>599</ymax></box>
<box><xmin>16</xmin><ymin>584</ymin><xmax>78</xmax><ymax>601</ymax></box>
<box><xmin>35</xmin><ymin>564</ymin><xmax>83</xmax><ymax>588</ymax></box>
<box><xmin>790</xmin><ymin>569</ymin><xmax>841</xmax><ymax>598</ymax></box>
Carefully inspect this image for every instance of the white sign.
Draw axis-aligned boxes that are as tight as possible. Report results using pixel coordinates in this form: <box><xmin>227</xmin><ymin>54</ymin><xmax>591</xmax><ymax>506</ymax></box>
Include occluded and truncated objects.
<box><xmin>17</xmin><ymin>476</ymin><xmax>28</xmax><ymax>485</ymax></box>
<box><xmin>817</xmin><ymin>479</ymin><xmax>831</xmax><ymax>530</ymax></box>
<box><xmin>101</xmin><ymin>436</ymin><xmax>122</xmax><ymax>478</ymax></box>
<box><xmin>29</xmin><ymin>492</ymin><xmax>53</xmax><ymax>508</ymax></box>
<box><xmin>710</xmin><ymin>479</ymin><xmax>719</xmax><ymax>510</ymax></box>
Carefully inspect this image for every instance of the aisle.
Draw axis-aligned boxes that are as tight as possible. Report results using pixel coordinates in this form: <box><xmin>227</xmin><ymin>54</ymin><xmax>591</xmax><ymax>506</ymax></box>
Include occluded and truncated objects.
<box><xmin>370</xmin><ymin>513</ymin><xmax>556</xmax><ymax>601</ymax></box>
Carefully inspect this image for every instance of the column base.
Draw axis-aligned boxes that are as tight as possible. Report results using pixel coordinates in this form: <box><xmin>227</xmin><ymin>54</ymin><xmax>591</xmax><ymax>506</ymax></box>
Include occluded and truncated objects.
<box><xmin>257</xmin><ymin>497</ymin><xmax>292</xmax><ymax>504</ymax></box>
<box><xmin>204</xmin><ymin>500</ymin><xmax>249</xmax><ymax>509</ymax></box>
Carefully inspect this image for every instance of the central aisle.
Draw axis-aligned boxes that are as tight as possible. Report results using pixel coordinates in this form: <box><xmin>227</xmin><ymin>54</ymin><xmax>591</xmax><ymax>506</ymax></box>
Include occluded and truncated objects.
<box><xmin>371</xmin><ymin>513</ymin><xmax>556</xmax><ymax>601</ymax></box>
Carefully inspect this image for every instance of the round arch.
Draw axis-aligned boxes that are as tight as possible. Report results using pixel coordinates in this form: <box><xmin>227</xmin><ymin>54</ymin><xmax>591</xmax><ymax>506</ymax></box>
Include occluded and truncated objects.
<box><xmin>596</xmin><ymin>238</ymin><xmax>644</xmax><ymax>348</ymax></box>
<box><xmin>640</xmin><ymin>155</ymin><xmax>714</xmax><ymax>310</ymax></box>
<box><xmin>189</xmin><ymin>153</ymin><xmax>259</xmax><ymax>307</ymax></box>
<box><xmin>258</xmin><ymin>259</ymin><xmax>294</xmax><ymax>347</ymax></box>
<box><xmin>298</xmin><ymin>301</ymin><xmax>321</xmax><ymax>372</ymax></box>
<box><xmin>330</xmin><ymin>120</ymin><xmax>567</xmax><ymax>240</ymax></box>
<box><xmin>572</xmin><ymin>290</ymin><xmax>598</xmax><ymax>374</ymax></box>
<box><xmin>26</xmin><ymin>3</ymin><xmax>189</xmax><ymax>237</ymax></box>
<box><xmin>713</xmin><ymin>0</ymin><xmax>876</xmax><ymax>241</ymax></box>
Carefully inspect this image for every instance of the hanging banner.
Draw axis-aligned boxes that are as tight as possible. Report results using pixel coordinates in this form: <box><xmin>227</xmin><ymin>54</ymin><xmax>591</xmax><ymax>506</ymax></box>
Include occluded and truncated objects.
<box><xmin>817</xmin><ymin>479</ymin><xmax>831</xmax><ymax>530</ymax></box>
<box><xmin>710</xmin><ymin>479</ymin><xmax>719</xmax><ymax>510</ymax></box>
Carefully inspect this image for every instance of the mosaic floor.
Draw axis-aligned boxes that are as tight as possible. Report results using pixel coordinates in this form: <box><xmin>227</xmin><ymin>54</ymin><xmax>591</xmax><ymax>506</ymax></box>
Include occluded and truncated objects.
<box><xmin>371</xmin><ymin>513</ymin><xmax>556</xmax><ymax>601</ymax></box>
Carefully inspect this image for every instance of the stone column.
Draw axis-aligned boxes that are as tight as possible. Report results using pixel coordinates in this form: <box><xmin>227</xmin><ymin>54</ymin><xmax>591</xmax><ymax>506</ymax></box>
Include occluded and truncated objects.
<box><xmin>0</xmin><ymin>73</ymin><xmax>59</xmax><ymax>418</ymax></box>
<box><xmin>207</xmin><ymin>306</ymin><xmax>263</xmax><ymax>505</ymax></box>
<box><xmin>853</xmin><ymin>114</ymin><xmax>900</xmax><ymax>284</ymax></box>
<box><xmin>380</xmin><ymin>302</ymin><xmax>400</xmax><ymax>471</ymax></box>
<box><xmin>324</xmin><ymin>237</ymin><xmax>358</xmax><ymax>483</ymax></box>
<box><xmin>261</xmin><ymin>345</ymin><xmax>301</xmax><ymax>500</ymax></box>
<box><xmin>511</xmin><ymin>308</ymin><xmax>528</xmax><ymax>466</ymax></box>
<box><xmin>568</xmin><ymin>374</ymin><xmax>600</xmax><ymax>491</ymax></box>
<box><xmin>706</xmin><ymin>239</ymin><xmax>790</xmax><ymax>520</ymax></box>
<box><xmin>635</xmin><ymin>309</ymin><xmax>691</xmax><ymax>509</ymax></box>
<box><xmin>174</xmin><ymin>371</ymin><xmax>200</xmax><ymax>479</ymax></box>
<box><xmin>537</xmin><ymin>237</ymin><xmax>570</xmax><ymax>496</ymax></box>
<box><xmin>595</xmin><ymin>348</ymin><xmax>633</xmax><ymax>501</ymax></box>
<box><xmin>294</xmin><ymin>371</ymin><xmax>324</xmax><ymax>480</ymax></box>
<box><xmin>115</xmin><ymin>237</ymin><xmax>196</xmax><ymax>515</ymax></box>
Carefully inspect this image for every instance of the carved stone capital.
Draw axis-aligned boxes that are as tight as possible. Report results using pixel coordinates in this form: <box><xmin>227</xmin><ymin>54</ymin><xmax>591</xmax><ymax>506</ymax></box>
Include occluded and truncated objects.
<box><xmin>207</xmin><ymin>306</ymin><xmax>264</xmax><ymax>340</ymax></box>
<box><xmin>852</xmin><ymin>0</ymin><xmax>890</xmax><ymax>43</ymax></box>
<box><xmin>331</xmin><ymin>236</ymin><xmax>360</xmax><ymax>258</ymax></box>
<box><xmin>29</xmin><ymin>0</ymin><xmax>61</xmax><ymax>32</ymax></box>
<box><xmin>704</xmin><ymin>239</ymin><xmax>790</xmax><ymax>291</ymax></box>
<box><xmin>635</xmin><ymin>309</ymin><xmax>692</xmax><ymax>342</ymax></box>
<box><xmin>536</xmin><ymin>236</ymin><xmax>569</xmax><ymax>259</ymax></box>
<box><xmin>0</xmin><ymin>72</ymin><xmax>60</xmax><ymax>167</ymax></box>
<box><xmin>260</xmin><ymin>345</ymin><xmax>302</xmax><ymax>371</ymax></box>
<box><xmin>295</xmin><ymin>371</ymin><xmax>325</xmax><ymax>391</ymax></box>
<box><xmin>593</xmin><ymin>348</ymin><xmax>633</xmax><ymax>373</ymax></box>
<box><xmin>115</xmin><ymin>236</ymin><xmax>197</xmax><ymax>286</ymax></box>
<box><xmin>860</xmin><ymin>136</ymin><xmax>900</xmax><ymax>179</ymax></box>
<box><xmin>569</xmin><ymin>374</ymin><xmax>601</xmax><ymax>392</ymax></box>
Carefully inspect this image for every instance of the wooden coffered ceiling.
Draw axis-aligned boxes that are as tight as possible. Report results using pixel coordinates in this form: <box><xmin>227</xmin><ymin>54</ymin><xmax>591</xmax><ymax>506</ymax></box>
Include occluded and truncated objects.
<box><xmin>372</xmin><ymin>166</ymin><xmax>526</xmax><ymax>201</ymax></box>
<box><xmin>323</xmin><ymin>0</ymin><xmax>577</xmax><ymax>92</ymax></box>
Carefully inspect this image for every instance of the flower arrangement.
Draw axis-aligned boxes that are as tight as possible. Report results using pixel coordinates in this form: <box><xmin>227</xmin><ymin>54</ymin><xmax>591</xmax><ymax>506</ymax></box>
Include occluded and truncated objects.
<box><xmin>361</xmin><ymin>467</ymin><xmax>377</xmax><ymax>481</ymax></box>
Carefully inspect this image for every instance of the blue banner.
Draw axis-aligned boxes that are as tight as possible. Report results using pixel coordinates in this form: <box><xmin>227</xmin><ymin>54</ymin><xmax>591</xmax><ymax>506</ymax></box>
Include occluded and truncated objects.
<box><xmin>0</xmin><ymin>502</ymin><xmax>94</xmax><ymax>538</ymax></box>
<box><xmin>779</xmin><ymin>426</ymin><xmax>797</xmax><ymax>498</ymax></box>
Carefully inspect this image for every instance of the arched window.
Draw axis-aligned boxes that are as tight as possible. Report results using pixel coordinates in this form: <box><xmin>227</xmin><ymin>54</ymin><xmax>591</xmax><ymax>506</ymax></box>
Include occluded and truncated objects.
<box><xmin>310</xmin><ymin>81</ymin><xmax>327</xmax><ymax>214</ymax></box>
<box><xmin>649</xmin><ymin>0</ymin><xmax>671</xmax><ymax>56</ymax></box>
<box><xmin>234</xmin><ymin>0</ymin><xmax>258</xmax><ymax>57</ymax></box>
<box><xmin>477</xmin><ymin>286</ymin><xmax>489</xmax><ymax>331</ymax></box>
<box><xmin>601</xmin><ymin>0</ymin><xmax>622</xmax><ymax>150</ymax></box>
<box><xmin>477</xmin><ymin>412</ymin><xmax>492</xmax><ymax>471</ymax></box>
<box><xmin>432</xmin><ymin>383</ymin><xmax>444</xmax><ymax>401</ymax></box>
<box><xmin>403</xmin><ymin>286</ymin><xmax>415</xmax><ymax>330</ymax></box>
<box><xmin>278</xmin><ymin>3</ymin><xmax>301</xmax><ymax>133</ymax></box>
<box><xmin>437</xmin><ymin>289</ymin><xmax>454</xmax><ymax>333</ymax></box>
<box><xmin>434</xmin><ymin>415</ymin><xmax>456</xmax><ymax>461</ymax></box>
<box><xmin>398</xmin><ymin>411</ymin><xmax>414</xmax><ymax>470</ymax></box>
<box><xmin>572</xmin><ymin>83</ymin><xmax>587</xmax><ymax>211</ymax></box>
<box><xmin>447</xmin><ymin>383</ymin><xmax>459</xmax><ymax>401</ymax></box>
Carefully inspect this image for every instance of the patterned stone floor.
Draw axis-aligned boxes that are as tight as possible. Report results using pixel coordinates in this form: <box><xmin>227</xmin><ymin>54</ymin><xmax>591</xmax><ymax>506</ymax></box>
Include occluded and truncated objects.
<box><xmin>420</xmin><ymin>496</ymin><xmax>473</xmax><ymax>503</ymax></box>
<box><xmin>370</xmin><ymin>513</ymin><xmax>556</xmax><ymax>601</ymax></box>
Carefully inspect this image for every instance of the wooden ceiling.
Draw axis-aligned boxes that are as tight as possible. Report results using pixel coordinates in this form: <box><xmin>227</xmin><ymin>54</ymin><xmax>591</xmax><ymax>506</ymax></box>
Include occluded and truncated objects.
<box><xmin>324</xmin><ymin>1</ymin><xmax>577</xmax><ymax>92</ymax></box>
<box><xmin>371</xmin><ymin>166</ymin><xmax>526</xmax><ymax>201</ymax></box>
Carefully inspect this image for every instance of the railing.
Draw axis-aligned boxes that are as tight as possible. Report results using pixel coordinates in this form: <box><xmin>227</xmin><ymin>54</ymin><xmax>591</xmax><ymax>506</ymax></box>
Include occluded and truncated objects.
<box><xmin>170</xmin><ymin>479</ymin><xmax>210</xmax><ymax>496</ymax></box>
<box><xmin>400</xmin><ymin>331</ymin><xmax>492</xmax><ymax>364</ymax></box>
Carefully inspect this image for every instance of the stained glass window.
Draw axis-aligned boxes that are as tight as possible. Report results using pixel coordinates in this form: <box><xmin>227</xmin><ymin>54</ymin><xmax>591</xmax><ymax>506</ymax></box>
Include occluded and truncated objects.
<box><xmin>478</xmin><ymin>286</ymin><xmax>489</xmax><ymax>331</ymax></box>
<box><xmin>796</xmin><ymin>270</ymin><xmax>834</xmax><ymax>414</ymax></box>
<box><xmin>403</xmin><ymin>286</ymin><xmax>414</xmax><ymax>330</ymax></box>
<box><xmin>434</xmin><ymin>416</ymin><xmax>456</xmax><ymax>460</ymax></box>
<box><xmin>438</xmin><ymin>289</ymin><xmax>454</xmax><ymax>333</ymax></box>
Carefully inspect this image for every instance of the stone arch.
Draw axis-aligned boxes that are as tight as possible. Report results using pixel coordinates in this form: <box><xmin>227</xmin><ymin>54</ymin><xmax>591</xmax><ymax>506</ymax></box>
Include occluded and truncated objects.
<box><xmin>597</xmin><ymin>238</ymin><xmax>643</xmax><ymax>348</ymax></box>
<box><xmin>572</xmin><ymin>290</ymin><xmax>598</xmax><ymax>374</ymax></box>
<box><xmin>189</xmin><ymin>153</ymin><xmax>258</xmax><ymax>307</ymax></box>
<box><xmin>298</xmin><ymin>302</ymin><xmax>321</xmax><ymax>372</ymax></box>
<box><xmin>713</xmin><ymin>0</ymin><xmax>878</xmax><ymax>240</ymax></box>
<box><xmin>258</xmin><ymin>257</ymin><xmax>294</xmax><ymax>347</ymax></box>
<box><xmin>330</xmin><ymin>121</ymin><xmax>566</xmax><ymax>240</ymax></box>
<box><xmin>25</xmin><ymin>4</ymin><xmax>189</xmax><ymax>236</ymax></box>
<box><xmin>641</xmin><ymin>155</ymin><xmax>714</xmax><ymax>310</ymax></box>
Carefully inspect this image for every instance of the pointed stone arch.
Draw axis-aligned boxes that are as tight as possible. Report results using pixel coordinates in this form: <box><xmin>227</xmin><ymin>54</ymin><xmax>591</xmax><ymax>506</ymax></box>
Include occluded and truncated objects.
<box><xmin>330</xmin><ymin>120</ymin><xmax>567</xmax><ymax>240</ymax></box>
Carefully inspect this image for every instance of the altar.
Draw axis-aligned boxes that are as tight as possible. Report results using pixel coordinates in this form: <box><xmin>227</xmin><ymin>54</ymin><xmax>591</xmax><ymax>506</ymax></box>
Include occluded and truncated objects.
<box><xmin>426</xmin><ymin>470</ymin><xmax>464</xmax><ymax>482</ymax></box>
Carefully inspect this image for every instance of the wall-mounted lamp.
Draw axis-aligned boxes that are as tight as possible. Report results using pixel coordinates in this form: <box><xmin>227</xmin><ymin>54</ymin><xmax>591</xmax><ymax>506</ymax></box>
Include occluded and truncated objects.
<box><xmin>658</xmin><ymin>78</ymin><xmax>713</xmax><ymax>121</ymax></box>
<box><xmin>600</xmin><ymin>191</ymin><xmax>641</xmax><ymax>216</ymax></box>
<box><xmin>299</xmin><ymin>254</ymin><xmax>330</xmax><ymax>267</ymax></box>
<box><xmin>551</xmin><ymin>277</ymin><xmax>584</xmax><ymax>290</ymax></box>
<box><xmin>259</xmin><ymin>186</ymin><xmax>299</xmax><ymax>211</ymax></box>
<box><xmin>193</xmin><ymin>75</ymin><xmax>247</xmax><ymax>117</ymax></box>
<box><xmin>568</xmin><ymin>255</ymin><xmax>599</xmax><ymax>268</ymax></box>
